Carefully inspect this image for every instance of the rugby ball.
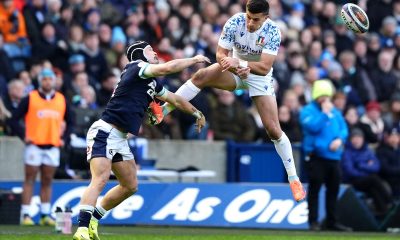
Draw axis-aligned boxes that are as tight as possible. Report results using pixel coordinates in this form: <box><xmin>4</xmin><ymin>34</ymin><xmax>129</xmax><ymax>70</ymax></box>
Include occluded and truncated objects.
<box><xmin>340</xmin><ymin>3</ymin><xmax>369</xmax><ymax>34</ymax></box>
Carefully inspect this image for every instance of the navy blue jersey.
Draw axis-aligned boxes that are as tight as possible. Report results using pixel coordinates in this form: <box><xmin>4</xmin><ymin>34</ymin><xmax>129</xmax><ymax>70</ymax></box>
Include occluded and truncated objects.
<box><xmin>101</xmin><ymin>61</ymin><xmax>165</xmax><ymax>135</ymax></box>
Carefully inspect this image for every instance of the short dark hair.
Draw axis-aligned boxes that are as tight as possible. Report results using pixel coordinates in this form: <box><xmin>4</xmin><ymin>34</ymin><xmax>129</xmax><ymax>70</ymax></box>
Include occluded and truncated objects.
<box><xmin>246</xmin><ymin>0</ymin><xmax>269</xmax><ymax>15</ymax></box>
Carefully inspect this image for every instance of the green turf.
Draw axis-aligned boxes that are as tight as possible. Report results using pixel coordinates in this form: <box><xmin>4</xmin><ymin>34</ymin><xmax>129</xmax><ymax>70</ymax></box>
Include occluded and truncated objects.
<box><xmin>0</xmin><ymin>225</ymin><xmax>398</xmax><ymax>240</ymax></box>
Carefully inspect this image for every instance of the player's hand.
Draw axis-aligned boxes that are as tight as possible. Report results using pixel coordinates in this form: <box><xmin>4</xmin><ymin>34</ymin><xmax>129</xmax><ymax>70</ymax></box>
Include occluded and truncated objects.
<box><xmin>321</xmin><ymin>99</ymin><xmax>333</xmax><ymax>115</ymax></box>
<box><xmin>329</xmin><ymin>138</ymin><xmax>342</xmax><ymax>152</ymax></box>
<box><xmin>236</xmin><ymin>67</ymin><xmax>250</xmax><ymax>79</ymax></box>
<box><xmin>193</xmin><ymin>55</ymin><xmax>211</xmax><ymax>64</ymax></box>
<box><xmin>221</xmin><ymin>57</ymin><xmax>239</xmax><ymax>72</ymax></box>
<box><xmin>24</xmin><ymin>137</ymin><xmax>32</xmax><ymax>145</ymax></box>
<box><xmin>195</xmin><ymin>112</ymin><xmax>206</xmax><ymax>133</ymax></box>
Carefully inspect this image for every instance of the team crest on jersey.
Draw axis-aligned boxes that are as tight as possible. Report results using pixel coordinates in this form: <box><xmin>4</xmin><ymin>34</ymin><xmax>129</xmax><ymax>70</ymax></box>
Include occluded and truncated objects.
<box><xmin>256</xmin><ymin>36</ymin><xmax>265</xmax><ymax>46</ymax></box>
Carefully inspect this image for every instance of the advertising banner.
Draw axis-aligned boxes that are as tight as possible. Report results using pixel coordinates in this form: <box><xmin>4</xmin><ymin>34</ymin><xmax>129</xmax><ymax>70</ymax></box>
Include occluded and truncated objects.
<box><xmin>0</xmin><ymin>181</ymin><xmax>344</xmax><ymax>229</ymax></box>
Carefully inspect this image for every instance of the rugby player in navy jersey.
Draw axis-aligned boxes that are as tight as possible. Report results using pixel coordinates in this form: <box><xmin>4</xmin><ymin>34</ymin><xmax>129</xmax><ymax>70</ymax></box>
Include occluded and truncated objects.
<box><xmin>73</xmin><ymin>41</ymin><xmax>209</xmax><ymax>240</ymax></box>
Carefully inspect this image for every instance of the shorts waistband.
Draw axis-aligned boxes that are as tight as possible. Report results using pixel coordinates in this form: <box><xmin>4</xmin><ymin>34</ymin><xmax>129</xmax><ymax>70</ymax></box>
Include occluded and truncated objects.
<box><xmin>97</xmin><ymin>119</ymin><xmax>128</xmax><ymax>138</ymax></box>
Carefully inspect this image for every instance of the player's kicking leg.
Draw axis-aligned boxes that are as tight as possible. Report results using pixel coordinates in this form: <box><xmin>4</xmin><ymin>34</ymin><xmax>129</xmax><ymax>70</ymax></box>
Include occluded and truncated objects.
<box><xmin>148</xmin><ymin>63</ymin><xmax>236</xmax><ymax>124</ymax></box>
<box><xmin>88</xmin><ymin>160</ymin><xmax>138</xmax><ymax>240</ymax></box>
<box><xmin>73</xmin><ymin>157</ymin><xmax>112</xmax><ymax>240</ymax></box>
<box><xmin>253</xmin><ymin>95</ymin><xmax>306</xmax><ymax>202</ymax></box>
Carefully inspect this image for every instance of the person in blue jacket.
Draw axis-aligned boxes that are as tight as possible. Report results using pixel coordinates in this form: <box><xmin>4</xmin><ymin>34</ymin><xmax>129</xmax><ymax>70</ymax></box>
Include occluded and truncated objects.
<box><xmin>300</xmin><ymin>79</ymin><xmax>351</xmax><ymax>231</ymax></box>
<box><xmin>342</xmin><ymin>128</ymin><xmax>393</xmax><ymax>216</ymax></box>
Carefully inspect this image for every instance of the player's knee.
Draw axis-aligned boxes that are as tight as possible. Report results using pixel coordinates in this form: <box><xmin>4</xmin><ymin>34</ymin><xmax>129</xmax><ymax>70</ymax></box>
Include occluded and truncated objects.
<box><xmin>191</xmin><ymin>69</ymin><xmax>208</xmax><ymax>87</ymax></box>
<box><xmin>92</xmin><ymin>175</ymin><xmax>109</xmax><ymax>189</ymax></box>
<box><xmin>41</xmin><ymin>176</ymin><xmax>53</xmax><ymax>187</ymax></box>
<box><xmin>265</xmin><ymin>123</ymin><xmax>281</xmax><ymax>140</ymax></box>
<box><xmin>122</xmin><ymin>184</ymin><xmax>138</xmax><ymax>196</ymax></box>
<box><xmin>25</xmin><ymin>178</ymin><xmax>35</xmax><ymax>185</ymax></box>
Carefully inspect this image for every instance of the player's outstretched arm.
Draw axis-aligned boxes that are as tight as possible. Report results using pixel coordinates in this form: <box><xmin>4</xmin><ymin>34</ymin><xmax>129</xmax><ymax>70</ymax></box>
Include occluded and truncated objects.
<box><xmin>143</xmin><ymin>55</ymin><xmax>210</xmax><ymax>78</ymax></box>
<box><xmin>156</xmin><ymin>90</ymin><xmax>206</xmax><ymax>132</ymax></box>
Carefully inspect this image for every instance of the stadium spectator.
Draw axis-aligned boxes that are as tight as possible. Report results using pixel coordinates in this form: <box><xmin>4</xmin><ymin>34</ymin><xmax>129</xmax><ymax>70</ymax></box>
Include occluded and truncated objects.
<box><xmin>0</xmin><ymin>0</ymin><xmax>30</xmax><ymax>72</ymax></box>
<box><xmin>9</xmin><ymin>68</ymin><xmax>73</xmax><ymax>226</ymax></box>
<box><xmin>376</xmin><ymin>126</ymin><xmax>400</xmax><ymax>200</ymax></box>
<box><xmin>209</xmin><ymin>89</ymin><xmax>256</xmax><ymax>142</ymax></box>
<box><xmin>142</xmin><ymin>114</ymin><xmax>183</xmax><ymax>140</ymax></box>
<box><xmin>342</xmin><ymin>128</ymin><xmax>393</xmax><ymax>216</ymax></box>
<box><xmin>369</xmin><ymin>50</ymin><xmax>397</xmax><ymax>102</ymax></box>
<box><xmin>279</xmin><ymin>105</ymin><xmax>302</xmax><ymax>143</ymax></box>
<box><xmin>31</xmin><ymin>22</ymin><xmax>62</xmax><ymax>65</ymax></box>
<box><xmin>53</xmin><ymin>3</ymin><xmax>74</xmax><ymax>42</ymax></box>
<box><xmin>0</xmin><ymin>33</ymin><xmax>16</xmax><ymax>81</ymax></box>
<box><xmin>73</xmin><ymin>41</ymin><xmax>208</xmax><ymax>240</ymax></box>
<box><xmin>332</xmin><ymin>91</ymin><xmax>347</xmax><ymax>113</ymax></box>
<box><xmin>0</xmin><ymin>98</ymin><xmax>11</xmax><ymax>136</ymax></box>
<box><xmin>3</xmin><ymin>79</ymin><xmax>26</xmax><ymax>136</ymax></box>
<box><xmin>300</xmin><ymin>80</ymin><xmax>351</xmax><ymax>231</ymax></box>
<box><xmin>79</xmin><ymin>31</ymin><xmax>108</xmax><ymax>83</ymax></box>
<box><xmin>344</xmin><ymin>105</ymin><xmax>378</xmax><ymax>144</ymax></box>
<box><xmin>66</xmin><ymin>24</ymin><xmax>85</xmax><ymax>54</ymax></box>
<box><xmin>339</xmin><ymin>50</ymin><xmax>373</xmax><ymax>106</ymax></box>
<box><xmin>360</xmin><ymin>101</ymin><xmax>385</xmax><ymax>144</ymax></box>
<box><xmin>97</xmin><ymin>72</ymin><xmax>117</xmax><ymax>107</ymax></box>
<box><xmin>64</xmin><ymin>54</ymin><xmax>97</xmax><ymax>91</ymax></box>
<box><xmin>23</xmin><ymin>0</ymin><xmax>47</xmax><ymax>44</ymax></box>
<box><xmin>18</xmin><ymin>70</ymin><xmax>34</xmax><ymax>95</ymax></box>
<box><xmin>382</xmin><ymin>92</ymin><xmax>400</xmax><ymax>130</ymax></box>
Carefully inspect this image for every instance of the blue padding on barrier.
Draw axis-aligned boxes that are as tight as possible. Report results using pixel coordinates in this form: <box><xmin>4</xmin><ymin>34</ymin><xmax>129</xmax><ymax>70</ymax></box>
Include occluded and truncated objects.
<box><xmin>0</xmin><ymin>181</ymin><xmax>349</xmax><ymax>229</ymax></box>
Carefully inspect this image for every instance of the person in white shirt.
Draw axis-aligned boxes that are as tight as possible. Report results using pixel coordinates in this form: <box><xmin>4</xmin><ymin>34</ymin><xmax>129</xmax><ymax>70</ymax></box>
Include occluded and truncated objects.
<box><xmin>149</xmin><ymin>0</ymin><xmax>306</xmax><ymax>202</ymax></box>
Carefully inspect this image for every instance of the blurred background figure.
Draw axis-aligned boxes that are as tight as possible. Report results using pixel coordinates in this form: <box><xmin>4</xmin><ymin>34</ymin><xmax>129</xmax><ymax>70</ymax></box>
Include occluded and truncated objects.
<box><xmin>9</xmin><ymin>68</ymin><xmax>73</xmax><ymax>226</ymax></box>
<box><xmin>300</xmin><ymin>80</ymin><xmax>351</xmax><ymax>231</ymax></box>
<box><xmin>209</xmin><ymin>89</ymin><xmax>255</xmax><ymax>143</ymax></box>
<box><xmin>342</xmin><ymin>128</ymin><xmax>393</xmax><ymax>217</ymax></box>
<box><xmin>376</xmin><ymin>127</ymin><xmax>400</xmax><ymax>201</ymax></box>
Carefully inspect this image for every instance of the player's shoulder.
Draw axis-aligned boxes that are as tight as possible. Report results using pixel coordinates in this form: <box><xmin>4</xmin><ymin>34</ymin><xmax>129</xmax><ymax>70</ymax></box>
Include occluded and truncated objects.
<box><xmin>227</xmin><ymin>12</ymin><xmax>246</xmax><ymax>24</ymax></box>
<box><xmin>127</xmin><ymin>60</ymin><xmax>144</xmax><ymax>68</ymax></box>
<box><xmin>262</xmin><ymin>18</ymin><xmax>281</xmax><ymax>35</ymax></box>
<box><xmin>124</xmin><ymin>60</ymin><xmax>147</xmax><ymax>72</ymax></box>
<box><xmin>262</xmin><ymin>19</ymin><xmax>280</xmax><ymax>33</ymax></box>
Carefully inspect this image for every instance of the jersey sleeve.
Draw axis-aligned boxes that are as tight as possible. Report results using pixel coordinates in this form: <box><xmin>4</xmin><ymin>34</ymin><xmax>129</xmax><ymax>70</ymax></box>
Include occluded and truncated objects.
<box><xmin>262</xmin><ymin>25</ymin><xmax>281</xmax><ymax>55</ymax></box>
<box><xmin>138</xmin><ymin>61</ymin><xmax>151</xmax><ymax>79</ymax></box>
<box><xmin>218</xmin><ymin>14</ymin><xmax>241</xmax><ymax>50</ymax></box>
<box><xmin>120</xmin><ymin>61</ymin><xmax>142</xmax><ymax>82</ymax></box>
<box><xmin>155</xmin><ymin>79</ymin><xmax>166</xmax><ymax>97</ymax></box>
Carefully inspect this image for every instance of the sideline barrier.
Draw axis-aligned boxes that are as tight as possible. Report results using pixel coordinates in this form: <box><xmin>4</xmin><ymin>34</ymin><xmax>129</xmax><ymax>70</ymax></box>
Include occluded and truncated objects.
<box><xmin>0</xmin><ymin>181</ymin><xmax>347</xmax><ymax>230</ymax></box>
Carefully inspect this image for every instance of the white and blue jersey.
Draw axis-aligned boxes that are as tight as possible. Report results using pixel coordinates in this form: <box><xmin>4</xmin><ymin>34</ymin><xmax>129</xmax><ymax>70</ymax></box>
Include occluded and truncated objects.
<box><xmin>101</xmin><ymin>60</ymin><xmax>166</xmax><ymax>135</ymax></box>
<box><xmin>218</xmin><ymin>13</ymin><xmax>281</xmax><ymax>63</ymax></box>
<box><xmin>218</xmin><ymin>13</ymin><xmax>281</xmax><ymax>97</ymax></box>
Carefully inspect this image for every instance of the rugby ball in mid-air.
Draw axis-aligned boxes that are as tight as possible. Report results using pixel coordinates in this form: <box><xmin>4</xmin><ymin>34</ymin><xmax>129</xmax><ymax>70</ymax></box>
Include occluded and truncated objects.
<box><xmin>340</xmin><ymin>3</ymin><xmax>369</xmax><ymax>34</ymax></box>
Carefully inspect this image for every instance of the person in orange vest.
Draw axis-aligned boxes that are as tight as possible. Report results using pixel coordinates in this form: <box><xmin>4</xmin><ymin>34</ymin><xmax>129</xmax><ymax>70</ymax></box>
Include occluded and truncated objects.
<box><xmin>10</xmin><ymin>68</ymin><xmax>73</xmax><ymax>226</ymax></box>
<box><xmin>0</xmin><ymin>0</ymin><xmax>28</xmax><ymax>44</ymax></box>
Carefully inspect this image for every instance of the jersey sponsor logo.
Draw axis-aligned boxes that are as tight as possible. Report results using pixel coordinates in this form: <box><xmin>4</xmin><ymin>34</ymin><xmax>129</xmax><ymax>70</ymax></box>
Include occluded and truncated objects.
<box><xmin>37</xmin><ymin>109</ymin><xmax>61</xmax><ymax>119</ymax></box>
<box><xmin>147</xmin><ymin>81</ymin><xmax>157</xmax><ymax>98</ymax></box>
<box><xmin>256</xmin><ymin>36</ymin><xmax>265</xmax><ymax>46</ymax></box>
<box><xmin>234</xmin><ymin>42</ymin><xmax>262</xmax><ymax>55</ymax></box>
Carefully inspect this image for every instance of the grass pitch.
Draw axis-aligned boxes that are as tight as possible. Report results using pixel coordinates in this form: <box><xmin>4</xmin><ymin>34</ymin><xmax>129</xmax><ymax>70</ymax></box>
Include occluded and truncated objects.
<box><xmin>0</xmin><ymin>225</ymin><xmax>398</xmax><ymax>240</ymax></box>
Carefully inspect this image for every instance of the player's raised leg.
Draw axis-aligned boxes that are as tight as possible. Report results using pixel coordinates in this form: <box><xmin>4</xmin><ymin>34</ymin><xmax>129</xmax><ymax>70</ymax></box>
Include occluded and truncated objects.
<box><xmin>89</xmin><ymin>160</ymin><xmax>138</xmax><ymax>240</ymax></box>
<box><xmin>161</xmin><ymin>63</ymin><xmax>237</xmax><ymax>116</ymax></box>
<box><xmin>253</xmin><ymin>95</ymin><xmax>306</xmax><ymax>202</ymax></box>
<box><xmin>73</xmin><ymin>157</ymin><xmax>111</xmax><ymax>240</ymax></box>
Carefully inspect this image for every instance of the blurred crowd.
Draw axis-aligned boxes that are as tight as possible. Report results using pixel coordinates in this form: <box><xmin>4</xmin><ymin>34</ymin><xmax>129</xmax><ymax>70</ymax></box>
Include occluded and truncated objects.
<box><xmin>0</xmin><ymin>0</ymin><xmax>399</xmax><ymax>208</ymax></box>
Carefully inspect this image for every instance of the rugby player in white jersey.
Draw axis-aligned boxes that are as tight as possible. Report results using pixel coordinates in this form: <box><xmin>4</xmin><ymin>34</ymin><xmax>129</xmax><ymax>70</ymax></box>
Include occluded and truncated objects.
<box><xmin>150</xmin><ymin>0</ymin><xmax>306</xmax><ymax>201</ymax></box>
